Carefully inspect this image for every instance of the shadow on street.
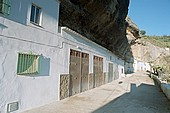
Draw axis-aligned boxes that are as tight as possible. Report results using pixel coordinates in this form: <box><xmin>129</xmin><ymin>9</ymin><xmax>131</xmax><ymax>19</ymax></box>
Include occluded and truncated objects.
<box><xmin>93</xmin><ymin>82</ymin><xmax>170</xmax><ymax>113</ymax></box>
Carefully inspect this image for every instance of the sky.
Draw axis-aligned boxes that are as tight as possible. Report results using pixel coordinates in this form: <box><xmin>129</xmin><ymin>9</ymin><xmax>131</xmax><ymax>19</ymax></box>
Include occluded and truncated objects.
<box><xmin>128</xmin><ymin>0</ymin><xmax>170</xmax><ymax>36</ymax></box>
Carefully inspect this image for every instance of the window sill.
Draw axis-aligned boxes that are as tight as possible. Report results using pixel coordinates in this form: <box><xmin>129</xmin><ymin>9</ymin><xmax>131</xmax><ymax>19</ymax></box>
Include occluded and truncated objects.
<box><xmin>30</xmin><ymin>21</ymin><xmax>43</xmax><ymax>28</ymax></box>
<box><xmin>0</xmin><ymin>12</ymin><xmax>9</xmax><ymax>17</ymax></box>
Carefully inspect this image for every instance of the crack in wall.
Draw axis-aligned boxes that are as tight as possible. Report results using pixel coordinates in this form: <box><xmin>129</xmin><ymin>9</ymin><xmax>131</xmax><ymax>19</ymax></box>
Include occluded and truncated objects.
<box><xmin>0</xmin><ymin>53</ymin><xmax>7</xmax><ymax>83</ymax></box>
<box><xmin>0</xmin><ymin>53</ymin><xmax>8</xmax><ymax>109</ymax></box>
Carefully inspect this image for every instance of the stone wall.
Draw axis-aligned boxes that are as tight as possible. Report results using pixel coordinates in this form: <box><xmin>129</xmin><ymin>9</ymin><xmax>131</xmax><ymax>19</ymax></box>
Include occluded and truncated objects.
<box><xmin>60</xmin><ymin>74</ymin><xmax>70</xmax><ymax>100</ymax></box>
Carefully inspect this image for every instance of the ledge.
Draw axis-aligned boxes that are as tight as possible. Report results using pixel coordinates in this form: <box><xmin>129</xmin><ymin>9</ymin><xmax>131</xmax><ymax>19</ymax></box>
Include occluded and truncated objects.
<box><xmin>152</xmin><ymin>74</ymin><xmax>170</xmax><ymax>100</ymax></box>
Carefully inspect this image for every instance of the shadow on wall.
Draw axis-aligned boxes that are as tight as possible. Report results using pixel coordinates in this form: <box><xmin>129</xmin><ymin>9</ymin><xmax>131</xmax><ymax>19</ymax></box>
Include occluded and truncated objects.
<box><xmin>0</xmin><ymin>23</ymin><xmax>8</xmax><ymax>29</ymax></box>
<box><xmin>92</xmin><ymin>83</ymin><xmax>170</xmax><ymax>113</ymax></box>
<box><xmin>0</xmin><ymin>23</ymin><xmax>8</xmax><ymax>33</ymax></box>
<box><xmin>38</xmin><ymin>55</ymin><xmax>50</xmax><ymax>76</ymax></box>
<box><xmin>123</xmin><ymin>22</ymin><xmax>136</xmax><ymax>74</ymax></box>
<box><xmin>21</xmin><ymin>55</ymin><xmax>50</xmax><ymax>77</ymax></box>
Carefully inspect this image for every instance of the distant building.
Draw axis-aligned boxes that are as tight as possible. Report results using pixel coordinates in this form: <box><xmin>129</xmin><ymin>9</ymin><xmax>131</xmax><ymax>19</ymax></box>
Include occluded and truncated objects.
<box><xmin>165</xmin><ymin>47</ymin><xmax>169</xmax><ymax>51</ymax></box>
<box><xmin>133</xmin><ymin>59</ymin><xmax>151</xmax><ymax>72</ymax></box>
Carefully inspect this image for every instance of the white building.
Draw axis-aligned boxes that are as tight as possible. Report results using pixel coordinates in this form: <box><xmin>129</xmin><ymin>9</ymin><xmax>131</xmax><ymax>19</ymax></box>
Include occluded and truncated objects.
<box><xmin>0</xmin><ymin>0</ymin><xmax>125</xmax><ymax>112</ymax></box>
<box><xmin>124</xmin><ymin>61</ymin><xmax>134</xmax><ymax>74</ymax></box>
<box><xmin>133</xmin><ymin>59</ymin><xmax>151</xmax><ymax>72</ymax></box>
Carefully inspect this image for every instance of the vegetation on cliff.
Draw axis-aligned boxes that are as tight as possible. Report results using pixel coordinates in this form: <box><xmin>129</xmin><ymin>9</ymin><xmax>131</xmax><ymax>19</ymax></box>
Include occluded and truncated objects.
<box><xmin>141</xmin><ymin>35</ymin><xmax>170</xmax><ymax>48</ymax></box>
<box><xmin>140</xmin><ymin>35</ymin><xmax>170</xmax><ymax>82</ymax></box>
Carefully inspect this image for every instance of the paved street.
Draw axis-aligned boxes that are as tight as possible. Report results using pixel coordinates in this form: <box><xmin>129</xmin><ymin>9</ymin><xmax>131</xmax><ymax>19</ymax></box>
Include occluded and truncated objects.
<box><xmin>22</xmin><ymin>72</ymin><xmax>170</xmax><ymax>113</ymax></box>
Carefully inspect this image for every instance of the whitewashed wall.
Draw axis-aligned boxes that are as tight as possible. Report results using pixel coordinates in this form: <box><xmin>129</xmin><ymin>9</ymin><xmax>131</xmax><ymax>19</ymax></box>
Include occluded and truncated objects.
<box><xmin>0</xmin><ymin>0</ymin><xmax>61</xmax><ymax>112</ymax></box>
<box><xmin>0</xmin><ymin>23</ymin><xmax>125</xmax><ymax>113</ymax></box>
<box><xmin>61</xmin><ymin>27</ymin><xmax>125</xmax><ymax>79</ymax></box>
<box><xmin>133</xmin><ymin>59</ymin><xmax>151</xmax><ymax>72</ymax></box>
<box><xmin>0</xmin><ymin>0</ymin><xmax>125</xmax><ymax>112</ymax></box>
<box><xmin>133</xmin><ymin>59</ymin><xmax>138</xmax><ymax>72</ymax></box>
<box><xmin>125</xmin><ymin>62</ymin><xmax>134</xmax><ymax>74</ymax></box>
<box><xmin>117</xmin><ymin>58</ymin><xmax>125</xmax><ymax>78</ymax></box>
<box><xmin>7</xmin><ymin>0</ymin><xmax>59</xmax><ymax>33</ymax></box>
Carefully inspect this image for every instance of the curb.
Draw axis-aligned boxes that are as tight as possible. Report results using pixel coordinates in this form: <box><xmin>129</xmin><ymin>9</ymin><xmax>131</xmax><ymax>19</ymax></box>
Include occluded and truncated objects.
<box><xmin>151</xmin><ymin>74</ymin><xmax>170</xmax><ymax>100</ymax></box>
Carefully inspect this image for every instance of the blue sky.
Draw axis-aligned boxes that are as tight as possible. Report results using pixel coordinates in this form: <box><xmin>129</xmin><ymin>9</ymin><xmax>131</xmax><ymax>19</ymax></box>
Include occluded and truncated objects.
<box><xmin>128</xmin><ymin>0</ymin><xmax>170</xmax><ymax>36</ymax></box>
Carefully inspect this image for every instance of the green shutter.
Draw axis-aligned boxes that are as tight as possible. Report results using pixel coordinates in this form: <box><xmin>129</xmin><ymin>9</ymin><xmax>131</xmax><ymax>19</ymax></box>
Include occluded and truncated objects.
<box><xmin>17</xmin><ymin>53</ymin><xmax>40</xmax><ymax>75</ymax></box>
<box><xmin>6</xmin><ymin>0</ymin><xmax>10</xmax><ymax>15</ymax></box>
<box><xmin>0</xmin><ymin>0</ymin><xmax>10</xmax><ymax>15</ymax></box>
<box><xmin>0</xmin><ymin>0</ymin><xmax>3</xmax><ymax>13</ymax></box>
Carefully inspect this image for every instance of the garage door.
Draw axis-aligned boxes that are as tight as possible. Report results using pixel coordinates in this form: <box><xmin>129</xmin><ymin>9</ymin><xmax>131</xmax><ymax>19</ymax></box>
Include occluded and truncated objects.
<box><xmin>93</xmin><ymin>56</ymin><xmax>103</xmax><ymax>87</ymax></box>
<box><xmin>108</xmin><ymin>63</ymin><xmax>113</xmax><ymax>83</ymax></box>
<box><xmin>81</xmin><ymin>53</ymin><xmax>89</xmax><ymax>92</ymax></box>
<box><xmin>69</xmin><ymin>49</ymin><xmax>89</xmax><ymax>96</ymax></box>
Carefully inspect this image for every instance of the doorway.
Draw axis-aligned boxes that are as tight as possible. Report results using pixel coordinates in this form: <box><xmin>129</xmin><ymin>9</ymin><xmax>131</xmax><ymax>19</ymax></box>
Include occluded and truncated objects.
<box><xmin>69</xmin><ymin>49</ymin><xmax>89</xmax><ymax>96</ymax></box>
<box><xmin>108</xmin><ymin>63</ymin><xmax>113</xmax><ymax>83</ymax></box>
<box><xmin>93</xmin><ymin>56</ymin><xmax>103</xmax><ymax>87</ymax></box>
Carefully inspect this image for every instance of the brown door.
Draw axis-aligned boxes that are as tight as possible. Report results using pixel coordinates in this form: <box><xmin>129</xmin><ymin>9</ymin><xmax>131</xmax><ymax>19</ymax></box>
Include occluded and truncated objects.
<box><xmin>108</xmin><ymin>63</ymin><xmax>113</xmax><ymax>83</ymax></box>
<box><xmin>93</xmin><ymin>56</ymin><xmax>99</xmax><ymax>87</ymax></box>
<box><xmin>69</xmin><ymin>49</ymin><xmax>89</xmax><ymax>96</ymax></box>
<box><xmin>98</xmin><ymin>57</ymin><xmax>103</xmax><ymax>86</ymax></box>
<box><xmin>114</xmin><ymin>64</ymin><xmax>119</xmax><ymax>80</ymax></box>
<box><xmin>93</xmin><ymin>56</ymin><xmax>103</xmax><ymax>87</ymax></box>
<box><xmin>69</xmin><ymin>50</ymin><xmax>81</xmax><ymax>96</ymax></box>
<box><xmin>81</xmin><ymin>53</ymin><xmax>89</xmax><ymax>92</ymax></box>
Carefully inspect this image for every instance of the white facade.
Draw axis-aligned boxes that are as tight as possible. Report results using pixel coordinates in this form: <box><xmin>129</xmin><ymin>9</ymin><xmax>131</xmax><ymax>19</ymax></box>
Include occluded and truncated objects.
<box><xmin>133</xmin><ymin>59</ymin><xmax>151</xmax><ymax>72</ymax></box>
<box><xmin>0</xmin><ymin>0</ymin><xmax>61</xmax><ymax>112</ymax></box>
<box><xmin>60</xmin><ymin>27</ymin><xmax>125</xmax><ymax>79</ymax></box>
<box><xmin>125</xmin><ymin>62</ymin><xmax>134</xmax><ymax>74</ymax></box>
<box><xmin>0</xmin><ymin>0</ymin><xmax>125</xmax><ymax>112</ymax></box>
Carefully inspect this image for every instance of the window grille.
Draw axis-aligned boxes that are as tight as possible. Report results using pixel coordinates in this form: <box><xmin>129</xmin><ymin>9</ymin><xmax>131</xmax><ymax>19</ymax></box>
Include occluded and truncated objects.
<box><xmin>0</xmin><ymin>0</ymin><xmax>10</xmax><ymax>15</ymax></box>
<box><xmin>17</xmin><ymin>53</ymin><xmax>40</xmax><ymax>75</ymax></box>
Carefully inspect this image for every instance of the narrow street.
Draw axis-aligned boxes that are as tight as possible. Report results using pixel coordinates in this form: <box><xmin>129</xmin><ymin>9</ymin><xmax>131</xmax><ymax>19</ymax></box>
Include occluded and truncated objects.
<box><xmin>22</xmin><ymin>72</ymin><xmax>170</xmax><ymax>113</ymax></box>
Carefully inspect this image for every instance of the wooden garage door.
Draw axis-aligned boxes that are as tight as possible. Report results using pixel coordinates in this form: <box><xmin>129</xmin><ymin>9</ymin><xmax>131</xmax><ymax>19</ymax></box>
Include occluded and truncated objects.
<box><xmin>81</xmin><ymin>53</ymin><xmax>89</xmax><ymax>92</ymax></box>
<box><xmin>98</xmin><ymin>57</ymin><xmax>103</xmax><ymax>86</ymax></box>
<box><xmin>108</xmin><ymin>63</ymin><xmax>113</xmax><ymax>83</ymax></box>
<box><xmin>93</xmin><ymin>56</ymin><xmax>103</xmax><ymax>87</ymax></box>
<box><xmin>114</xmin><ymin>64</ymin><xmax>119</xmax><ymax>80</ymax></box>
<box><xmin>69</xmin><ymin>50</ymin><xmax>81</xmax><ymax>96</ymax></box>
<box><xmin>69</xmin><ymin>49</ymin><xmax>89</xmax><ymax>96</ymax></box>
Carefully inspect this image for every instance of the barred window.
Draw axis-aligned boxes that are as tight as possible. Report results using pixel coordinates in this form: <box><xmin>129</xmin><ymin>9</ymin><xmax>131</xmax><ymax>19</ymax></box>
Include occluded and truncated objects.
<box><xmin>17</xmin><ymin>53</ymin><xmax>40</xmax><ymax>75</ymax></box>
<box><xmin>0</xmin><ymin>0</ymin><xmax>11</xmax><ymax>15</ymax></box>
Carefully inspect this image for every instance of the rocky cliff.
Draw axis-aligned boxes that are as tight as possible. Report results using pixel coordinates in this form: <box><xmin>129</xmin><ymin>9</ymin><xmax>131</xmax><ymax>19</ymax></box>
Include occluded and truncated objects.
<box><xmin>127</xmin><ymin>18</ymin><xmax>170</xmax><ymax>73</ymax></box>
<box><xmin>125</xmin><ymin>17</ymin><xmax>141</xmax><ymax>62</ymax></box>
<box><xmin>131</xmin><ymin>39</ymin><xmax>170</xmax><ymax>62</ymax></box>
<box><xmin>59</xmin><ymin>0</ymin><xmax>130</xmax><ymax>61</ymax></box>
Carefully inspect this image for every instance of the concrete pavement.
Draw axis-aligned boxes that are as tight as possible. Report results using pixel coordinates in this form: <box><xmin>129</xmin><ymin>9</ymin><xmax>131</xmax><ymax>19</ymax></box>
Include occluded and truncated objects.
<box><xmin>22</xmin><ymin>72</ymin><xmax>170</xmax><ymax>113</ymax></box>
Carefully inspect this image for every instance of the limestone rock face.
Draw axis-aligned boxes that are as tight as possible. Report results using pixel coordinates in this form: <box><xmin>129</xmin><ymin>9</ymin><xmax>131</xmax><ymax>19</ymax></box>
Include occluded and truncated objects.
<box><xmin>131</xmin><ymin>39</ymin><xmax>170</xmax><ymax>63</ymax></box>
<box><xmin>126</xmin><ymin>17</ymin><xmax>140</xmax><ymax>43</ymax></box>
<box><xmin>59</xmin><ymin>0</ymin><xmax>130</xmax><ymax>60</ymax></box>
<box><xmin>126</xmin><ymin>18</ymin><xmax>170</xmax><ymax>66</ymax></box>
<box><xmin>124</xmin><ymin>17</ymin><xmax>140</xmax><ymax>62</ymax></box>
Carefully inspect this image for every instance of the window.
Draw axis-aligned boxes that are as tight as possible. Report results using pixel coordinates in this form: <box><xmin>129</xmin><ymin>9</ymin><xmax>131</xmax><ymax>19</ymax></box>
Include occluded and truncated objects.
<box><xmin>0</xmin><ymin>0</ymin><xmax>11</xmax><ymax>15</ymax></box>
<box><xmin>122</xmin><ymin>68</ymin><xmax>124</xmax><ymax>74</ymax></box>
<box><xmin>30</xmin><ymin>4</ymin><xmax>41</xmax><ymax>25</ymax></box>
<box><xmin>17</xmin><ymin>53</ymin><xmax>40</xmax><ymax>75</ymax></box>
